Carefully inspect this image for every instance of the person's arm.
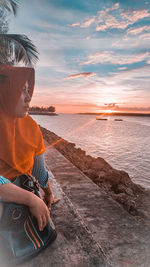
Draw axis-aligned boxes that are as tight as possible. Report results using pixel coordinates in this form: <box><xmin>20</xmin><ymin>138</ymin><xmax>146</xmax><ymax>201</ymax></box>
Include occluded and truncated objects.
<box><xmin>32</xmin><ymin>154</ymin><xmax>60</xmax><ymax>209</ymax></box>
<box><xmin>0</xmin><ymin>179</ymin><xmax>50</xmax><ymax>231</ymax></box>
<box><xmin>0</xmin><ymin>176</ymin><xmax>11</xmax><ymax>186</ymax></box>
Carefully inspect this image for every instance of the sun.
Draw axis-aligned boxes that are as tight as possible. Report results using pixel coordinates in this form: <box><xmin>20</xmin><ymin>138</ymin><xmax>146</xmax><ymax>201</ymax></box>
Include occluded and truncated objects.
<box><xmin>106</xmin><ymin>109</ymin><xmax>113</xmax><ymax>113</ymax></box>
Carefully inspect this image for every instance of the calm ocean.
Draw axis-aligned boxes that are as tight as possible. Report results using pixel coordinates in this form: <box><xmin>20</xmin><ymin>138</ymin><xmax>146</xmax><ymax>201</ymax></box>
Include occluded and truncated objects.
<box><xmin>32</xmin><ymin>114</ymin><xmax>150</xmax><ymax>189</ymax></box>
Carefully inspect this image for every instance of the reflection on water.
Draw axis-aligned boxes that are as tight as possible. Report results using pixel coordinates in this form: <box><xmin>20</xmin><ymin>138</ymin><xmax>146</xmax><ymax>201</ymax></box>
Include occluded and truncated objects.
<box><xmin>32</xmin><ymin>114</ymin><xmax>150</xmax><ymax>189</ymax></box>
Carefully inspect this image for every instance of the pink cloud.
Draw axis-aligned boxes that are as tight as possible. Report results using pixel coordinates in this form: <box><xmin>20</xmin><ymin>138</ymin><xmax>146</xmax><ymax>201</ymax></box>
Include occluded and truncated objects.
<box><xmin>71</xmin><ymin>3</ymin><xmax>150</xmax><ymax>33</ymax></box>
<box><xmin>121</xmin><ymin>9</ymin><xmax>150</xmax><ymax>23</ymax></box>
<box><xmin>65</xmin><ymin>72</ymin><xmax>95</xmax><ymax>80</ymax></box>
<box><xmin>81</xmin><ymin>51</ymin><xmax>150</xmax><ymax>66</ymax></box>
<box><xmin>113</xmin><ymin>106</ymin><xmax>150</xmax><ymax>112</ymax></box>
<box><xmin>98</xmin><ymin>104</ymin><xmax>150</xmax><ymax>112</ymax></box>
<box><xmin>71</xmin><ymin>18</ymin><xmax>95</xmax><ymax>29</ymax></box>
<box><xmin>96</xmin><ymin>14</ymin><xmax>130</xmax><ymax>31</ymax></box>
<box><xmin>127</xmin><ymin>25</ymin><xmax>150</xmax><ymax>35</ymax></box>
<box><xmin>139</xmin><ymin>33</ymin><xmax>150</xmax><ymax>40</ymax></box>
<box><xmin>96</xmin><ymin>9</ymin><xmax>150</xmax><ymax>32</ymax></box>
<box><xmin>118</xmin><ymin>67</ymin><xmax>127</xmax><ymax>70</ymax></box>
<box><xmin>105</xmin><ymin>3</ymin><xmax>120</xmax><ymax>12</ymax></box>
<box><xmin>81</xmin><ymin>17</ymin><xmax>95</xmax><ymax>28</ymax></box>
<box><xmin>71</xmin><ymin>22</ymin><xmax>80</xmax><ymax>27</ymax></box>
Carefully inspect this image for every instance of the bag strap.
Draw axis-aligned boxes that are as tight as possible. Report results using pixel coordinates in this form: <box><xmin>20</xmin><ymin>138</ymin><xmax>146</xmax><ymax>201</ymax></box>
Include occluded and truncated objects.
<box><xmin>24</xmin><ymin>175</ymin><xmax>42</xmax><ymax>199</ymax></box>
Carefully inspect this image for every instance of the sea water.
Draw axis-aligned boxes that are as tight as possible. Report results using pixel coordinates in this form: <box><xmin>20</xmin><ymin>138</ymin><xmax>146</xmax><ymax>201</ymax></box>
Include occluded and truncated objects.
<box><xmin>32</xmin><ymin>114</ymin><xmax>150</xmax><ymax>189</ymax></box>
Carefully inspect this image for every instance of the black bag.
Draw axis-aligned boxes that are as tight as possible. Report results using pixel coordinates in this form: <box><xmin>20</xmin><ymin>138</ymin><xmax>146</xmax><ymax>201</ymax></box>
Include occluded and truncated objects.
<box><xmin>0</xmin><ymin>174</ymin><xmax>57</xmax><ymax>264</ymax></box>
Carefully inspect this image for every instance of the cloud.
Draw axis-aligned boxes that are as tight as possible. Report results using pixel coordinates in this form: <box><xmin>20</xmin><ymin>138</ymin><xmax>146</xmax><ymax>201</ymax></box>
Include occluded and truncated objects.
<box><xmin>81</xmin><ymin>51</ymin><xmax>150</xmax><ymax>66</ymax></box>
<box><xmin>65</xmin><ymin>72</ymin><xmax>95</xmax><ymax>80</ymax></box>
<box><xmin>139</xmin><ymin>33</ymin><xmax>150</xmax><ymax>40</ymax></box>
<box><xmin>71</xmin><ymin>22</ymin><xmax>80</xmax><ymax>27</ymax></box>
<box><xmin>105</xmin><ymin>3</ymin><xmax>120</xmax><ymax>12</ymax></box>
<box><xmin>71</xmin><ymin>17</ymin><xmax>95</xmax><ymax>28</ymax></box>
<box><xmin>96</xmin><ymin>14</ymin><xmax>130</xmax><ymax>31</ymax></box>
<box><xmin>124</xmin><ymin>106</ymin><xmax>150</xmax><ymax>112</ymax></box>
<box><xmin>113</xmin><ymin>106</ymin><xmax>150</xmax><ymax>112</ymax></box>
<box><xmin>80</xmin><ymin>18</ymin><xmax>95</xmax><ymax>28</ymax></box>
<box><xmin>33</xmin><ymin>65</ymin><xmax>150</xmax><ymax>111</ymax></box>
<box><xmin>118</xmin><ymin>67</ymin><xmax>127</xmax><ymax>70</ymax></box>
<box><xmin>121</xmin><ymin>9</ymin><xmax>150</xmax><ymax>23</ymax></box>
<box><xmin>71</xmin><ymin>3</ymin><xmax>150</xmax><ymax>32</ymax></box>
<box><xmin>85</xmin><ymin>65</ymin><xmax>150</xmax><ymax>104</ymax></box>
<box><xmin>103</xmin><ymin>65</ymin><xmax>150</xmax><ymax>98</ymax></box>
<box><xmin>104</xmin><ymin>103</ymin><xmax>118</xmax><ymax>107</ymax></box>
<box><xmin>97</xmin><ymin>9</ymin><xmax>150</xmax><ymax>32</ymax></box>
<box><xmin>127</xmin><ymin>25</ymin><xmax>150</xmax><ymax>35</ymax></box>
<box><xmin>99</xmin><ymin>105</ymin><xmax>150</xmax><ymax>112</ymax></box>
<box><xmin>112</xmin><ymin>32</ymin><xmax>150</xmax><ymax>50</ymax></box>
<box><xmin>8</xmin><ymin>0</ymin><xmax>150</xmax><ymax>113</ymax></box>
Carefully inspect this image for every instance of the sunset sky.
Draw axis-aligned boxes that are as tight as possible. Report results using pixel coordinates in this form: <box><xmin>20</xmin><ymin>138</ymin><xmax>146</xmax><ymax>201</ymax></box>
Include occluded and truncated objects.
<box><xmin>9</xmin><ymin>0</ymin><xmax>150</xmax><ymax>113</ymax></box>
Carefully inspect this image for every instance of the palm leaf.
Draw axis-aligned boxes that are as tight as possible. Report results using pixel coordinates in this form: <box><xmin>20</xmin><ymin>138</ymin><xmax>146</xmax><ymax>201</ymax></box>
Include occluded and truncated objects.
<box><xmin>0</xmin><ymin>0</ymin><xmax>18</xmax><ymax>16</ymax></box>
<box><xmin>0</xmin><ymin>33</ymin><xmax>39</xmax><ymax>65</ymax></box>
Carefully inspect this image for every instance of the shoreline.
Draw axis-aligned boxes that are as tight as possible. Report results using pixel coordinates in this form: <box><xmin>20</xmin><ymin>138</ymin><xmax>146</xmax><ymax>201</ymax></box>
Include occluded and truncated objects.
<box><xmin>29</xmin><ymin>111</ymin><xmax>58</xmax><ymax>116</ymax></box>
<box><xmin>40</xmin><ymin>126</ymin><xmax>147</xmax><ymax>216</ymax></box>
<box><xmin>78</xmin><ymin>112</ymin><xmax>150</xmax><ymax>117</ymax></box>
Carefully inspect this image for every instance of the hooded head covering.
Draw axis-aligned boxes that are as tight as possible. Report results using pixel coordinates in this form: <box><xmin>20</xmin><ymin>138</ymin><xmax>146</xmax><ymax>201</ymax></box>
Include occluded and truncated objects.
<box><xmin>0</xmin><ymin>65</ymin><xmax>34</xmax><ymax>116</ymax></box>
<box><xmin>0</xmin><ymin>65</ymin><xmax>45</xmax><ymax>180</ymax></box>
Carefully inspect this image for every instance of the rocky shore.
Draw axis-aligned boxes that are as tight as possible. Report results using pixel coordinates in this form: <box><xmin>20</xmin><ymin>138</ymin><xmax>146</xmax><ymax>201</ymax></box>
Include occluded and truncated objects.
<box><xmin>40</xmin><ymin>126</ymin><xmax>148</xmax><ymax>217</ymax></box>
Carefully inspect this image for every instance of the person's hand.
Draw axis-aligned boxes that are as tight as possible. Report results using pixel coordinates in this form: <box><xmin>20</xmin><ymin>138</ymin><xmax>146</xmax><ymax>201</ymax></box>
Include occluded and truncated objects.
<box><xmin>0</xmin><ymin>183</ymin><xmax>50</xmax><ymax>231</ymax></box>
<box><xmin>29</xmin><ymin>194</ymin><xmax>50</xmax><ymax>231</ymax></box>
<box><xmin>44</xmin><ymin>193</ymin><xmax>60</xmax><ymax>210</ymax></box>
<box><xmin>42</xmin><ymin>181</ymin><xmax>60</xmax><ymax>210</ymax></box>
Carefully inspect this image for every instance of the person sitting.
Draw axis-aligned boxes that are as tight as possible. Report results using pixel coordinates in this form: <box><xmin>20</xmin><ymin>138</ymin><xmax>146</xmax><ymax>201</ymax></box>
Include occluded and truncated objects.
<box><xmin>0</xmin><ymin>64</ymin><xmax>59</xmax><ymax>232</ymax></box>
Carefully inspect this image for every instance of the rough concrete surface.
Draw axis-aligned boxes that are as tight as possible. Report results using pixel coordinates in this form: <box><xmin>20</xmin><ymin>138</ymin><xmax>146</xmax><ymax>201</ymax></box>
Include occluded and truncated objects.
<box><xmin>1</xmin><ymin>138</ymin><xmax>150</xmax><ymax>267</ymax></box>
<box><xmin>0</xmin><ymin>172</ymin><xmax>109</xmax><ymax>267</ymax></box>
<box><xmin>0</xmin><ymin>162</ymin><xmax>109</xmax><ymax>266</ymax></box>
<box><xmin>21</xmin><ymin>170</ymin><xmax>109</xmax><ymax>267</ymax></box>
<box><xmin>44</xmin><ymin>146</ymin><xmax>150</xmax><ymax>267</ymax></box>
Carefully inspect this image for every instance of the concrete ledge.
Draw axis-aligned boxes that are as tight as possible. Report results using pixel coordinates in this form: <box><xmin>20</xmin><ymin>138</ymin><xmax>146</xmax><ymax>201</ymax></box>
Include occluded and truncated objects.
<box><xmin>1</xmin><ymin>142</ymin><xmax>150</xmax><ymax>267</ymax></box>
<box><xmin>45</xmin><ymin>146</ymin><xmax>150</xmax><ymax>267</ymax></box>
<box><xmin>22</xmin><ymin>170</ymin><xmax>109</xmax><ymax>267</ymax></box>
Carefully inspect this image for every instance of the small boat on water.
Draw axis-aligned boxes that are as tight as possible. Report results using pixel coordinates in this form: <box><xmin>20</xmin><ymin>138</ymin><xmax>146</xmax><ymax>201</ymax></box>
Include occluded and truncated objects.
<box><xmin>96</xmin><ymin>118</ymin><xmax>108</xmax><ymax>120</ymax></box>
<box><xmin>114</xmin><ymin>119</ymin><xmax>123</xmax><ymax>121</ymax></box>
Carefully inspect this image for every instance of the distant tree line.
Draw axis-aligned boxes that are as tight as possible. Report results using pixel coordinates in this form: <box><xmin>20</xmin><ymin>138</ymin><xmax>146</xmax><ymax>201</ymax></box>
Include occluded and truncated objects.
<box><xmin>29</xmin><ymin>106</ymin><xmax>56</xmax><ymax>113</ymax></box>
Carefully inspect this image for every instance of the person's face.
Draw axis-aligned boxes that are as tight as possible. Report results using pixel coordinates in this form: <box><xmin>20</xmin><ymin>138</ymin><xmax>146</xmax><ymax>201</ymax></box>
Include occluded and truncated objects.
<box><xmin>14</xmin><ymin>81</ymin><xmax>31</xmax><ymax>118</ymax></box>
